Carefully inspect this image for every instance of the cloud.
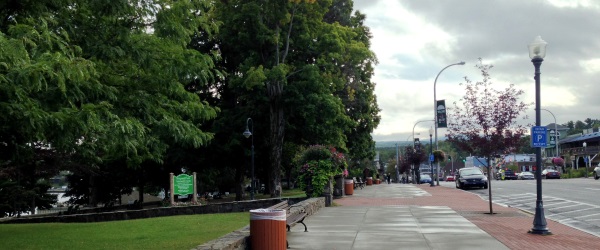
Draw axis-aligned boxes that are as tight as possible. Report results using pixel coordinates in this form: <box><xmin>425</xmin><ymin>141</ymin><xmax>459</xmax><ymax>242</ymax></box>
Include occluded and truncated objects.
<box><xmin>357</xmin><ymin>0</ymin><xmax>600</xmax><ymax>141</ymax></box>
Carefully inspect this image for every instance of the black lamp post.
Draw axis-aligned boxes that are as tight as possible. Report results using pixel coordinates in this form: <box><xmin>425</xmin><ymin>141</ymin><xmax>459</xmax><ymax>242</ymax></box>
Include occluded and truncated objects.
<box><xmin>429</xmin><ymin>127</ymin><xmax>434</xmax><ymax>187</ymax></box>
<box><xmin>528</xmin><ymin>36</ymin><xmax>551</xmax><ymax>235</ymax></box>
<box><xmin>243</xmin><ymin>118</ymin><xmax>255</xmax><ymax>200</ymax></box>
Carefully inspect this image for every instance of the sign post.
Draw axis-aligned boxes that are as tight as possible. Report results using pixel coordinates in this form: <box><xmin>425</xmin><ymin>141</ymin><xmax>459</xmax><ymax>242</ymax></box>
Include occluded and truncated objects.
<box><xmin>170</xmin><ymin>172</ymin><xmax>197</xmax><ymax>205</ymax></box>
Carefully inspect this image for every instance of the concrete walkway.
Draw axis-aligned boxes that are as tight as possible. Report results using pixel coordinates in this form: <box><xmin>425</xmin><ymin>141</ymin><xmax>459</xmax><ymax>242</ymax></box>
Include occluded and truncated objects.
<box><xmin>286</xmin><ymin>183</ymin><xmax>600</xmax><ymax>250</ymax></box>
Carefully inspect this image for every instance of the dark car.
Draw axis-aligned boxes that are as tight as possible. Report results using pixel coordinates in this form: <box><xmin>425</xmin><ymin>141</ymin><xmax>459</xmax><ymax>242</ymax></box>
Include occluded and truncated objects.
<box><xmin>503</xmin><ymin>169</ymin><xmax>518</xmax><ymax>180</ymax></box>
<box><xmin>456</xmin><ymin>167</ymin><xmax>488</xmax><ymax>189</ymax></box>
<box><xmin>542</xmin><ymin>169</ymin><xmax>561</xmax><ymax>179</ymax></box>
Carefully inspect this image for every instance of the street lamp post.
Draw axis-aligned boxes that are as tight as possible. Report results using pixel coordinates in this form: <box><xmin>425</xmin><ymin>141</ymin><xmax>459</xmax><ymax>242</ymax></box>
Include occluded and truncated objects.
<box><xmin>243</xmin><ymin>118</ymin><xmax>255</xmax><ymax>200</ymax></box>
<box><xmin>429</xmin><ymin>127</ymin><xmax>434</xmax><ymax>187</ymax></box>
<box><xmin>413</xmin><ymin>120</ymin><xmax>434</xmax><ymax>148</ymax></box>
<box><xmin>583</xmin><ymin>142</ymin><xmax>588</xmax><ymax>178</ymax></box>
<box><xmin>528</xmin><ymin>35</ymin><xmax>551</xmax><ymax>235</ymax></box>
<box><xmin>434</xmin><ymin>62</ymin><xmax>464</xmax><ymax>186</ymax></box>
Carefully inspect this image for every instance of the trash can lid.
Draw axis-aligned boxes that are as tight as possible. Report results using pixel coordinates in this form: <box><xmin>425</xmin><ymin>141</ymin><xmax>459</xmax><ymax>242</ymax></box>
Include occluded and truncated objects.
<box><xmin>250</xmin><ymin>209</ymin><xmax>286</xmax><ymax>221</ymax></box>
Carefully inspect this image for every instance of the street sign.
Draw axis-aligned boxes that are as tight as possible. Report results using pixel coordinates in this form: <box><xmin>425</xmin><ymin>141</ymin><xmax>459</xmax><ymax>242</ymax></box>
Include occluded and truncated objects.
<box><xmin>548</xmin><ymin>129</ymin><xmax>556</xmax><ymax>146</ymax></box>
<box><xmin>429</xmin><ymin>154</ymin><xmax>434</xmax><ymax>162</ymax></box>
<box><xmin>531</xmin><ymin>126</ymin><xmax>548</xmax><ymax>148</ymax></box>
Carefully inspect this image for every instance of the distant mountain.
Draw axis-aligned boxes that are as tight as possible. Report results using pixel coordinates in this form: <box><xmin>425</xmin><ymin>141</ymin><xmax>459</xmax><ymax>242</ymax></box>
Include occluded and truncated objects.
<box><xmin>375</xmin><ymin>141</ymin><xmax>414</xmax><ymax>148</ymax></box>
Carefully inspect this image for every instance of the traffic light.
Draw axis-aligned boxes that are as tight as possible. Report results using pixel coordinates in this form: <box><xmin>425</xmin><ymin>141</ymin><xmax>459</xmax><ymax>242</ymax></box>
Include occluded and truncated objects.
<box><xmin>448</xmin><ymin>156</ymin><xmax>452</xmax><ymax>161</ymax></box>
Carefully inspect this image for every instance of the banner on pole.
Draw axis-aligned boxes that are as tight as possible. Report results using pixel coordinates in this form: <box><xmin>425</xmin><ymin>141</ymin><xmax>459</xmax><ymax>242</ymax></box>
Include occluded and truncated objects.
<box><xmin>436</xmin><ymin>100</ymin><xmax>447</xmax><ymax>128</ymax></box>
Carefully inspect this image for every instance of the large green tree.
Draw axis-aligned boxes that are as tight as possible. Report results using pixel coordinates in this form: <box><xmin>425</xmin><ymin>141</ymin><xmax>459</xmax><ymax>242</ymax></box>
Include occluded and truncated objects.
<box><xmin>0</xmin><ymin>0</ymin><xmax>219</xmax><ymax>213</ymax></box>
<box><xmin>210</xmin><ymin>0</ymin><xmax>379</xmax><ymax>197</ymax></box>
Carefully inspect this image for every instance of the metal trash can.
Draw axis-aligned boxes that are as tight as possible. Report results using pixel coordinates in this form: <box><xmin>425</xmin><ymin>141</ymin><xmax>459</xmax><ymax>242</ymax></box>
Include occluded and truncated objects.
<box><xmin>250</xmin><ymin>209</ymin><xmax>286</xmax><ymax>250</ymax></box>
<box><xmin>344</xmin><ymin>179</ymin><xmax>354</xmax><ymax>195</ymax></box>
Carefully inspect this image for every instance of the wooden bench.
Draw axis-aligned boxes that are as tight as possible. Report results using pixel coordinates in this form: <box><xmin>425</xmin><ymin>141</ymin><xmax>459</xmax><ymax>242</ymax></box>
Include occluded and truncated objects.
<box><xmin>353</xmin><ymin>177</ymin><xmax>365</xmax><ymax>189</ymax></box>
<box><xmin>268</xmin><ymin>201</ymin><xmax>308</xmax><ymax>232</ymax></box>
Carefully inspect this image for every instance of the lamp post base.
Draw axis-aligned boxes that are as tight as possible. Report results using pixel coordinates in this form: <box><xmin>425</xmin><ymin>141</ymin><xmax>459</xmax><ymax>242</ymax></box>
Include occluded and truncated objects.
<box><xmin>529</xmin><ymin>201</ymin><xmax>552</xmax><ymax>235</ymax></box>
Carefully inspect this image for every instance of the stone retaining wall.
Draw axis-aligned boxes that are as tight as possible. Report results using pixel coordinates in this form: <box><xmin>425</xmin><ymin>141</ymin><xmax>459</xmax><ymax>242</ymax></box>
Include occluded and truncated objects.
<box><xmin>194</xmin><ymin>197</ymin><xmax>325</xmax><ymax>250</ymax></box>
<box><xmin>2</xmin><ymin>199</ymin><xmax>288</xmax><ymax>224</ymax></box>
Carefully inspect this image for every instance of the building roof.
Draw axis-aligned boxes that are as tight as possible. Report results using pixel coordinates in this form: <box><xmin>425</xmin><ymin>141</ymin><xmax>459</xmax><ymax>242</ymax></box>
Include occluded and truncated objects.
<box><xmin>559</xmin><ymin>131</ymin><xmax>600</xmax><ymax>144</ymax></box>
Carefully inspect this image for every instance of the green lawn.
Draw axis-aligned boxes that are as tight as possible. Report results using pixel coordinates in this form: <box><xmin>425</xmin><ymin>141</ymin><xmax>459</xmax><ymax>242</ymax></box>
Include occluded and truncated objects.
<box><xmin>0</xmin><ymin>188</ymin><xmax>308</xmax><ymax>250</ymax></box>
<box><xmin>0</xmin><ymin>212</ymin><xmax>249</xmax><ymax>250</ymax></box>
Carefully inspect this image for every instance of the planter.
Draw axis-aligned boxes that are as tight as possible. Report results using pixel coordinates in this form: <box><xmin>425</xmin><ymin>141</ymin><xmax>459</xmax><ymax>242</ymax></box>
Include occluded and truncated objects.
<box><xmin>366</xmin><ymin>177</ymin><xmax>373</xmax><ymax>185</ymax></box>
<box><xmin>334</xmin><ymin>175</ymin><xmax>344</xmax><ymax>197</ymax></box>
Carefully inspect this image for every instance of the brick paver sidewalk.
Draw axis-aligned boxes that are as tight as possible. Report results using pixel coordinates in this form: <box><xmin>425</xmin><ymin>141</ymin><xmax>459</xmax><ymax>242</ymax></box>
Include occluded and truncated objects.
<box><xmin>335</xmin><ymin>184</ymin><xmax>600</xmax><ymax>250</ymax></box>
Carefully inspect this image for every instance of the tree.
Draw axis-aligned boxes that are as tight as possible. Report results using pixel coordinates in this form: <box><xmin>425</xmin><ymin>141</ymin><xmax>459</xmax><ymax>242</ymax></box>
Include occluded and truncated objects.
<box><xmin>1</xmin><ymin>0</ymin><xmax>219</xmax><ymax>212</ymax></box>
<box><xmin>211</xmin><ymin>0</ymin><xmax>378</xmax><ymax>197</ymax></box>
<box><xmin>447</xmin><ymin>60</ymin><xmax>531</xmax><ymax>214</ymax></box>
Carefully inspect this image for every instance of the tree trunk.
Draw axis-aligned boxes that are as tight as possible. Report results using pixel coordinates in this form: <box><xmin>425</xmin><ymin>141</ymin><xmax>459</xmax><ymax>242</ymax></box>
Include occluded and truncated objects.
<box><xmin>487</xmin><ymin>156</ymin><xmax>493</xmax><ymax>214</ymax></box>
<box><xmin>267</xmin><ymin>82</ymin><xmax>284</xmax><ymax>197</ymax></box>
<box><xmin>88</xmin><ymin>175</ymin><xmax>97</xmax><ymax>207</ymax></box>
<box><xmin>137</xmin><ymin>169</ymin><xmax>144</xmax><ymax>209</ymax></box>
<box><xmin>235</xmin><ymin>164</ymin><xmax>244</xmax><ymax>201</ymax></box>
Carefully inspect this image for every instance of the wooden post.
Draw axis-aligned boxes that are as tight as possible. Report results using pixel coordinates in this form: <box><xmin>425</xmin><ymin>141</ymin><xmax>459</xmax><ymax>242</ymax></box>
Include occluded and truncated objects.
<box><xmin>192</xmin><ymin>172</ymin><xmax>198</xmax><ymax>204</ymax></box>
<box><xmin>169</xmin><ymin>173</ymin><xmax>174</xmax><ymax>205</ymax></box>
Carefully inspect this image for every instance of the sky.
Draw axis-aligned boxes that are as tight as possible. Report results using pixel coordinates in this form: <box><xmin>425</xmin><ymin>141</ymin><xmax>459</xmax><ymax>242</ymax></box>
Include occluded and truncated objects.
<box><xmin>354</xmin><ymin>0</ymin><xmax>600</xmax><ymax>142</ymax></box>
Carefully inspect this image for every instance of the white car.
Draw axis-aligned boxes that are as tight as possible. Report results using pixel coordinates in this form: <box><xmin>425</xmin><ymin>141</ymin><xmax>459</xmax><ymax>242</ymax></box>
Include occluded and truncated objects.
<box><xmin>517</xmin><ymin>171</ymin><xmax>534</xmax><ymax>180</ymax></box>
<box><xmin>594</xmin><ymin>164</ymin><xmax>600</xmax><ymax>180</ymax></box>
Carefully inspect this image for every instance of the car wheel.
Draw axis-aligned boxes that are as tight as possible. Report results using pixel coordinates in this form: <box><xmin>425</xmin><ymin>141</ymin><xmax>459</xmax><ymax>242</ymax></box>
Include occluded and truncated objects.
<box><xmin>594</xmin><ymin>172</ymin><xmax>599</xmax><ymax>180</ymax></box>
<box><xmin>483</xmin><ymin>183</ymin><xmax>488</xmax><ymax>189</ymax></box>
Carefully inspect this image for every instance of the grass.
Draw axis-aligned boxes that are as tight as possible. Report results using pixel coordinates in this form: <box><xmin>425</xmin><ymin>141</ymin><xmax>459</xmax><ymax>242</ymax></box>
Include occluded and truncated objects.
<box><xmin>0</xmin><ymin>213</ymin><xmax>249</xmax><ymax>250</ymax></box>
<box><xmin>0</xmin><ymin>188</ymin><xmax>309</xmax><ymax>250</ymax></box>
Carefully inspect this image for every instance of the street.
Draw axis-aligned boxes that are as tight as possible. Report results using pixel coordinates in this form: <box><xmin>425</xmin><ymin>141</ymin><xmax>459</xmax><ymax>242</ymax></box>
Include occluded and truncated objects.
<box><xmin>438</xmin><ymin>177</ymin><xmax>600</xmax><ymax>237</ymax></box>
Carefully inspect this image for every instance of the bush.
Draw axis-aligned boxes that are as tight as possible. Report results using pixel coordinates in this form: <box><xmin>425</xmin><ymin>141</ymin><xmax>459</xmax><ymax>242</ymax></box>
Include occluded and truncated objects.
<box><xmin>296</xmin><ymin>145</ymin><xmax>347</xmax><ymax>197</ymax></box>
<box><xmin>563</xmin><ymin>168</ymin><xmax>588</xmax><ymax>178</ymax></box>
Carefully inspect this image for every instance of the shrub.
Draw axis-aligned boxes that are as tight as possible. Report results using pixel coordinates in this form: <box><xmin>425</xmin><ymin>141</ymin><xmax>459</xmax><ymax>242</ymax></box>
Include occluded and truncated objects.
<box><xmin>296</xmin><ymin>145</ymin><xmax>347</xmax><ymax>197</ymax></box>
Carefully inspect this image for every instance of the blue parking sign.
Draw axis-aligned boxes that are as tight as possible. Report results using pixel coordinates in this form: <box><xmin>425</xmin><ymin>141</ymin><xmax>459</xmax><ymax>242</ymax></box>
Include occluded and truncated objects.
<box><xmin>531</xmin><ymin>126</ymin><xmax>548</xmax><ymax>148</ymax></box>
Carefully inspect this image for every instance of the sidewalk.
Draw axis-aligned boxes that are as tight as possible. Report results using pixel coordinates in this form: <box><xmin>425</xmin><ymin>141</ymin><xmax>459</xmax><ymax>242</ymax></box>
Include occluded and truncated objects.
<box><xmin>286</xmin><ymin>183</ymin><xmax>600</xmax><ymax>250</ymax></box>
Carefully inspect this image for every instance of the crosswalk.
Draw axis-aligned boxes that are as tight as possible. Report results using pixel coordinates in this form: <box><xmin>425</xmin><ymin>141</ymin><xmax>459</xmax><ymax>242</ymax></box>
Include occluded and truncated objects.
<box><xmin>479</xmin><ymin>193</ymin><xmax>600</xmax><ymax>237</ymax></box>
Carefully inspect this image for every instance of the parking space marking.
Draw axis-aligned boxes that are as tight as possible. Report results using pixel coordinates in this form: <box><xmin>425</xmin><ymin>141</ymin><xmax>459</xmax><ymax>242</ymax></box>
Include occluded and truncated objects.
<box><xmin>542</xmin><ymin>201</ymin><xmax>573</xmax><ymax>207</ymax></box>
<box><xmin>574</xmin><ymin>213</ymin><xmax>600</xmax><ymax>219</ymax></box>
<box><xmin>556</xmin><ymin>207</ymin><xmax>595</xmax><ymax>215</ymax></box>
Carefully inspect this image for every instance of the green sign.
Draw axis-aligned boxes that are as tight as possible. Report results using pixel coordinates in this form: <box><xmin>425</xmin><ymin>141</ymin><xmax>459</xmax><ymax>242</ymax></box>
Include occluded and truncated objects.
<box><xmin>547</xmin><ymin>129</ymin><xmax>556</xmax><ymax>147</ymax></box>
<box><xmin>174</xmin><ymin>174</ymin><xmax>193</xmax><ymax>195</ymax></box>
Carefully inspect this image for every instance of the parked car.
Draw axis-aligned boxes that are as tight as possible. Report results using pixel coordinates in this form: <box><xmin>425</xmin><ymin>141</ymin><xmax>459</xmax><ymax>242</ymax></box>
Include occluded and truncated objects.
<box><xmin>503</xmin><ymin>169</ymin><xmax>518</xmax><ymax>180</ymax></box>
<box><xmin>420</xmin><ymin>174</ymin><xmax>432</xmax><ymax>184</ymax></box>
<box><xmin>455</xmin><ymin>167</ymin><xmax>488</xmax><ymax>189</ymax></box>
<box><xmin>517</xmin><ymin>171</ymin><xmax>535</xmax><ymax>180</ymax></box>
<box><xmin>445</xmin><ymin>175</ymin><xmax>456</xmax><ymax>182</ymax></box>
<box><xmin>594</xmin><ymin>164</ymin><xmax>600</xmax><ymax>180</ymax></box>
<box><xmin>541</xmin><ymin>169</ymin><xmax>561</xmax><ymax>179</ymax></box>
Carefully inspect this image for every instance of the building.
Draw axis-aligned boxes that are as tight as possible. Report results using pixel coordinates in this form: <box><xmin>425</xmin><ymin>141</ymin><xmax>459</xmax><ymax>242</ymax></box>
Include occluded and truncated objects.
<box><xmin>559</xmin><ymin>128</ymin><xmax>600</xmax><ymax>171</ymax></box>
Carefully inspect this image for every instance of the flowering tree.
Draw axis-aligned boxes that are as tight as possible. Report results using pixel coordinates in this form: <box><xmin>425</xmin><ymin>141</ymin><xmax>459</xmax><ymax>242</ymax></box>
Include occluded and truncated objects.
<box><xmin>296</xmin><ymin>145</ymin><xmax>347</xmax><ymax>197</ymax></box>
<box><xmin>447</xmin><ymin>59</ymin><xmax>531</xmax><ymax>214</ymax></box>
<box><xmin>433</xmin><ymin>150</ymin><xmax>446</xmax><ymax>164</ymax></box>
